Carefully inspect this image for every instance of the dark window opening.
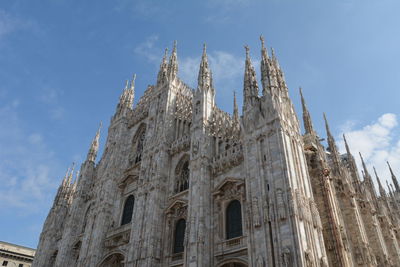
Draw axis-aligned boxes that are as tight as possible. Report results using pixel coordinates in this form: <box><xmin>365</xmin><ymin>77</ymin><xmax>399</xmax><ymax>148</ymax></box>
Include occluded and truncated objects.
<box><xmin>226</xmin><ymin>200</ymin><xmax>243</xmax><ymax>239</ymax></box>
<box><xmin>173</xmin><ymin>219</ymin><xmax>186</xmax><ymax>253</ymax></box>
<box><xmin>121</xmin><ymin>195</ymin><xmax>135</xmax><ymax>225</ymax></box>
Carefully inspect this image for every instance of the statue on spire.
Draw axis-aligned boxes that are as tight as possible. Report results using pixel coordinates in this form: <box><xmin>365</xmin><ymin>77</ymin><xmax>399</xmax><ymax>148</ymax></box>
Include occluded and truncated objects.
<box><xmin>157</xmin><ymin>48</ymin><xmax>168</xmax><ymax>85</ymax></box>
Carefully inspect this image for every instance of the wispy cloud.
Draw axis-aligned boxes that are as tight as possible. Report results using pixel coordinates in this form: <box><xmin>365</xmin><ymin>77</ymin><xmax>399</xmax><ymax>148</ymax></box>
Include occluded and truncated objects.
<box><xmin>337</xmin><ymin>113</ymin><xmax>400</xmax><ymax>191</ymax></box>
<box><xmin>134</xmin><ymin>34</ymin><xmax>160</xmax><ymax>63</ymax></box>
<box><xmin>38</xmin><ymin>87</ymin><xmax>65</xmax><ymax>120</ymax></box>
<box><xmin>0</xmin><ymin>9</ymin><xmax>38</xmax><ymax>42</ymax></box>
<box><xmin>0</xmin><ymin>100</ymin><xmax>62</xmax><ymax>213</ymax></box>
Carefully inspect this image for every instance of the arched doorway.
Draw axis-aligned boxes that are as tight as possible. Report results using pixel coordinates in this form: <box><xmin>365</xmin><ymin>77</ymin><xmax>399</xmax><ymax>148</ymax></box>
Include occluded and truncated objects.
<box><xmin>98</xmin><ymin>253</ymin><xmax>125</xmax><ymax>267</ymax></box>
<box><xmin>221</xmin><ymin>262</ymin><xmax>247</xmax><ymax>267</ymax></box>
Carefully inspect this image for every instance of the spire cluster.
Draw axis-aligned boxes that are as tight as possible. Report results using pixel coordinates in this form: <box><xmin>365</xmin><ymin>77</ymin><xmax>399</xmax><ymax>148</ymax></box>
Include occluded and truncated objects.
<box><xmin>243</xmin><ymin>45</ymin><xmax>259</xmax><ymax>108</ymax></box>
<box><xmin>55</xmin><ymin>163</ymin><xmax>78</xmax><ymax>205</ymax></box>
<box><xmin>119</xmin><ymin>74</ymin><xmax>136</xmax><ymax>109</ymax></box>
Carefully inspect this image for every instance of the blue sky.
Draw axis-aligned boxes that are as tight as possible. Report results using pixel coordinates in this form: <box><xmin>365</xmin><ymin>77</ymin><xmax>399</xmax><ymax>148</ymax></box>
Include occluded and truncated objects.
<box><xmin>1</xmin><ymin>0</ymin><xmax>400</xmax><ymax>248</ymax></box>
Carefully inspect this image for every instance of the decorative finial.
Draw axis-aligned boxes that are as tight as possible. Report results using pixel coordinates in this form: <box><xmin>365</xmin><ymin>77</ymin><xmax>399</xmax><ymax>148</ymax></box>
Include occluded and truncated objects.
<box><xmin>260</xmin><ymin>35</ymin><xmax>265</xmax><ymax>49</ymax></box>
<box><xmin>131</xmin><ymin>74</ymin><xmax>136</xmax><ymax>89</ymax></box>
<box><xmin>98</xmin><ymin>121</ymin><xmax>103</xmax><ymax>134</ymax></box>
<box><xmin>244</xmin><ymin>45</ymin><xmax>250</xmax><ymax>58</ymax></box>
<box><xmin>203</xmin><ymin>43</ymin><xmax>207</xmax><ymax>54</ymax></box>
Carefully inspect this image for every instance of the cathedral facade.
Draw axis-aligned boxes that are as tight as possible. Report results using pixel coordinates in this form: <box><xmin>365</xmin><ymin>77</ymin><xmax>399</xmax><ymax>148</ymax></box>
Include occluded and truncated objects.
<box><xmin>33</xmin><ymin>38</ymin><xmax>400</xmax><ymax>267</ymax></box>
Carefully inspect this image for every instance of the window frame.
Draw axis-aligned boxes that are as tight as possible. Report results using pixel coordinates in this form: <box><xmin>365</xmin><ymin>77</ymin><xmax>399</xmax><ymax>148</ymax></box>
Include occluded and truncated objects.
<box><xmin>172</xmin><ymin>218</ymin><xmax>186</xmax><ymax>254</ymax></box>
<box><xmin>225</xmin><ymin>199</ymin><xmax>243</xmax><ymax>240</ymax></box>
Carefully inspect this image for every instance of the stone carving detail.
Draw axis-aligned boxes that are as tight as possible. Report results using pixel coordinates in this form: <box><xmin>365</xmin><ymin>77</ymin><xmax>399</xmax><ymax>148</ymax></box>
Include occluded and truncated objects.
<box><xmin>170</xmin><ymin>134</ymin><xmax>190</xmax><ymax>155</ymax></box>
<box><xmin>276</xmin><ymin>189</ymin><xmax>286</xmax><ymax>221</ymax></box>
<box><xmin>320</xmin><ymin>256</ymin><xmax>328</xmax><ymax>267</ymax></box>
<box><xmin>282</xmin><ymin>247</ymin><xmax>292</xmax><ymax>267</ymax></box>
<box><xmin>34</xmin><ymin>41</ymin><xmax>400</xmax><ymax>267</ymax></box>
<box><xmin>253</xmin><ymin>197</ymin><xmax>261</xmax><ymax>227</ymax></box>
<box><xmin>305</xmin><ymin>250</ymin><xmax>314</xmax><ymax>267</ymax></box>
<box><xmin>211</xmin><ymin>143</ymin><xmax>243</xmax><ymax>175</ymax></box>
<box><xmin>256</xmin><ymin>255</ymin><xmax>264</xmax><ymax>267</ymax></box>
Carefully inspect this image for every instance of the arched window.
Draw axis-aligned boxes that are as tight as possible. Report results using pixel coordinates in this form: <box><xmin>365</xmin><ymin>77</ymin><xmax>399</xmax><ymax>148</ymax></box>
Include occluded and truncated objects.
<box><xmin>121</xmin><ymin>195</ymin><xmax>134</xmax><ymax>226</ymax></box>
<box><xmin>226</xmin><ymin>200</ymin><xmax>243</xmax><ymax>239</ymax></box>
<box><xmin>175</xmin><ymin>160</ymin><xmax>189</xmax><ymax>193</ymax></box>
<box><xmin>173</xmin><ymin>219</ymin><xmax>186</xmax><ymax>253</ymax></box>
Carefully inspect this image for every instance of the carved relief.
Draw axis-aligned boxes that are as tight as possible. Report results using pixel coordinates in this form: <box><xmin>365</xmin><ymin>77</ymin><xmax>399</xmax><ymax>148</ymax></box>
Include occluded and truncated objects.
<box><xmin>276</xmin><ymin>189</ymin><xmax>286</xmax><ymax>221</ymax></box>
<box><xmin>304</xmin><ymin>249</ymin><xmax>314</xmax><ymax>267</ymax></box>
<box><xmin>253</xmin><ymin>197</ymin><xmax>261</xmax><ymax>227</ymax></box>
<box><xmin>282</xmin><ymin>247</ymin><xmax>292</xmax><ymax>267</ymax></box>
<box><xmin>256</xmin><ymin>255</ymin><xmax>264</xmax><ymax>267</ymax></box>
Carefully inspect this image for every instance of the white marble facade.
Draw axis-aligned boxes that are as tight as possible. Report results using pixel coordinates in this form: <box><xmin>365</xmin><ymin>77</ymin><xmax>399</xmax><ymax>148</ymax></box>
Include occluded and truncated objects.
<box><xmin>33</xmin><ymin>39</ymin><xmax>400</xmax><ymax>267</ymax></box>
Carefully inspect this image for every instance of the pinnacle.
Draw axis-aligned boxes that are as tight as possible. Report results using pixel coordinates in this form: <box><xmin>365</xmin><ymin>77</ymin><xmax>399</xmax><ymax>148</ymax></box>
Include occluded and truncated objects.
<box><xmin>299</xmin><ymin>87</ymin><xmax>314</xmax><ymax>134</ymax></box>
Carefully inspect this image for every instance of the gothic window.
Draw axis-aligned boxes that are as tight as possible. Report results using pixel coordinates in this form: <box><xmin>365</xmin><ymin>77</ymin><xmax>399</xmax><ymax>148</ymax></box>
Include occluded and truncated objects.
<box><xmin>121</xmin><ymin>195</ymin><xmax>134</xmax><ymax>226</ymax></box>
<box><xmin>226</xmin><ymin>200</ymin><xmax>243</xmax><ymax>239</ymax></box>
<box><xmin>175</xmin><ymin>160</ymin><xmax>189</xmax><ymax>193</ymax></box>
<box><xmin>173</xmin><ymin>219</ymin><xmax>186</xmax><ymax>253</ymax></box>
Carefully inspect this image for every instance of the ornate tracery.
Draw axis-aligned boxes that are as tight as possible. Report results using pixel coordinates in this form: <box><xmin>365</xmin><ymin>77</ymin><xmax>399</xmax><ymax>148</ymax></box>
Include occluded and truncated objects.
<box><xmin>175</xmin><ymin>156</ymin><xmax>190</xmax><ymax>193</ymax></box>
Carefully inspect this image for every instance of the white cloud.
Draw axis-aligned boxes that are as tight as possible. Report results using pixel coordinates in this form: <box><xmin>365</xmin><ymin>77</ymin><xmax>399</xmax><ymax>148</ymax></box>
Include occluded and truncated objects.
<box><xmin>0</xmin><ymin>101</ymin><xmax>62</xmax><ymax>213</ymax></box>
<box><xmin>337</xmin><ymin>113</ymin><xmax>400</xmax><ymax>192</ymax></box>
<box><xmin>134</xmin><ymin>35</ymin><xmax>160</xmax><ymax>63</ymax></box>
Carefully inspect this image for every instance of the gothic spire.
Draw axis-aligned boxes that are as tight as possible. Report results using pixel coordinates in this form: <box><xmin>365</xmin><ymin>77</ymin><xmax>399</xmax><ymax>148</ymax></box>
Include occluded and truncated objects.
<box><xmin>373</xmin><ymin>167</ymin><xmax>386</xmax><ymax>197</ymax></box>
<box><xmin>67</xmin><ymin>162</ymin><xmax>75</xmax><ymax>186</ymax></box>
<box><xmin>359</xmin><ymin>152</ymin><xmax>375</xmax><ymax>193</ymax></box>
<box><xmin>260</xmin><ymin>35</ymin><xmax>271</xmax><ymax>95</ymax></box>
<box><xmin>387</xmin><ymin>161</ymin><xmax>400</xmax><ymax>192</ymax></box>
<box><xmin>243</xmin><ymin>45</ymin><xmax>259</xmax><ymax>109</ymax></box>
<box><xmin>117</xmin><ymin>74</ymin><xmax>135</xmax><ymax>111</ymax></box>
<box><xmin>168</xmin><ymin>40</ymin><xmax>178</xmax><ymax>80</ymax></box>
<box><xmin>126</xmin><ymin>74</ymin><xmax>135</xmax><ymax>107</ymax></box>
<box><xmin>343</xmin><ymin>134</ymin><xmax>351</xmax><ymax>156</ymax></box>
<box><xmin>198</xmin><ymin>43</ymin><xmax>212</xmax><ymax>91</ymax></box>
<box><xmin>323</xmin><ymin>113</ymin><xmax>340</xmax><ymax>157</ymax></box>
<box><xmin>233</xmin><ymin>91</ymin><xmax>239</xmax><ymax>122</ymax></box>
<box><xmin>86</xmin><ymin>122</ymin><xmax>102</xmax><ymax>163</ymax></box>
<box><xmin>299</xmin><ymin>87</ymin><xmax>314</xmax><ymax>134</ymax></box>
<box><xmin>157</xmin><ymin>48</ymin><xmax>168</xmax><ymax>85</ymax></box>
